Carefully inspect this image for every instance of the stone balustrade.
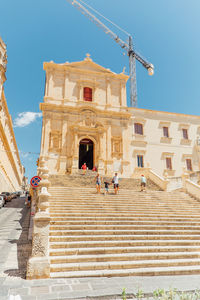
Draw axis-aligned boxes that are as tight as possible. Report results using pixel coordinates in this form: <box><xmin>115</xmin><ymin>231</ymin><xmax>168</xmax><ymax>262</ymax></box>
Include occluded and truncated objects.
<box><xmin>26</xmin><ymin>158</ymin><xmax>51</xmax><ymax>279</ymax></box>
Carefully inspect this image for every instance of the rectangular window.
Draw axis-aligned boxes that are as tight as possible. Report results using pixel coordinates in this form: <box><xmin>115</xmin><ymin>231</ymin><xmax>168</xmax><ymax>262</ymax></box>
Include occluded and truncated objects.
<box><xmin>134</xmin><ymin>123</ymin><xmax>143</xmax><ymax>135</ymax></box>
<box><xmin>83</xmin><ymin>87</ymin><xmax>92</xmax><ymax>101</ymax></box>
<box><xmin>166</xmin><ymin>157</ymin><xmax>172</xmax><ymax>170</ymax></box>
<box><xmin>163</xmin><ymin>127</ymin><xmax>169</xmax><ymax>138</ymax></box>
<box><xmin>182</xmin><ymin>128</ymin><xmax>188</xmax><ymax>140</ymax></box>
<box><xmin>137</xmin><ymin>155</ymin><xmax>144</xmax><ymax>168</ymax></box>
<box><xmin>186</xmin><ymin>159</ymin><xmax>192</xmax><ymax>171</ymax></box>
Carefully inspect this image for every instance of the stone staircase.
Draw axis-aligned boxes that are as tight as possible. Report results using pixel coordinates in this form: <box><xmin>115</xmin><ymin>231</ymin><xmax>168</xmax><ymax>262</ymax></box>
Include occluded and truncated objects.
<box><xmin>49</xmin><ymin>172</ymin><xmax>161</xmax><ymax>191</ymax></box>
<box><xmin>48</xmin><ymin>184</ymin><xmax>200</xmax><ymax>278</ymax></box>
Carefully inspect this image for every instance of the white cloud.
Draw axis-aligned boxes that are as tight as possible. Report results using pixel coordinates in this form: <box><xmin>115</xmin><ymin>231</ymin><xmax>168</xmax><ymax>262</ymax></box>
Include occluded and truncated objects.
<box><xmin>14</xmin><ymin>112</ymin><xmax>42</xmax><ymax>127</ymax></box>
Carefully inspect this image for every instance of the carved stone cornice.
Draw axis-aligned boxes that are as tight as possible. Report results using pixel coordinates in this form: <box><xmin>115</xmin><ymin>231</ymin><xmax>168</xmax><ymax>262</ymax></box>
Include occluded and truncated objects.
<box><xmin>70</xmin><ymin>124</ymin><xmax>106</xmax><ymax>134</ymax></box>
<box><xmin>77</xmin><ymin>79</ymin><xmax>100</xmax><ymax>88</ymax></box>
<box><xmin>40</xmin><ymin>103</ymin><xmax>131</xmax><ymax>120</ymax></box>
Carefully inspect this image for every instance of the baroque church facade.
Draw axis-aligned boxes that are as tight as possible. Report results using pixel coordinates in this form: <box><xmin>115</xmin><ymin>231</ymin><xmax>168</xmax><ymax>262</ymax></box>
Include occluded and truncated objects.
<box><xmin>39</xmin><ymin>54</ymin><xmax>200</xmax><ymax>178</ymax></box>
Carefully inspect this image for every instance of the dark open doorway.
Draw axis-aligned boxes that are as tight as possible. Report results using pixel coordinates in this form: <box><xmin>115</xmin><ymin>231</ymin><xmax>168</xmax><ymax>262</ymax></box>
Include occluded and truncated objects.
<box><xmin>79</xmin><ymin>139</ymin><xmax>94</xmax><ymax>170</ymax></box>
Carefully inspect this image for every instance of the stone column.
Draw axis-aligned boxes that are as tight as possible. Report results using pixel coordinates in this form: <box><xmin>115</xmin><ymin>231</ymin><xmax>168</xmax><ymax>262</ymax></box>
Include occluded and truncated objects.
<box><xmin>106</xmin><ymin>78</ymin><xmax>111</xmax><ymax>106</ymax></box>
<box><xmin>59</xmin><ymin>121</ymin><xmax>68</xmax><ymax>174</ymax></box>
<box><xmin>64</xmin><ymin>71</ymin><xmax>69</xmax><ymax>100</ymax></box>
<box><xmin>47</xmin><ymin>71</ymin><xmax>53</xmax><ymax>97</ymax></box>
<box><xmin>71</xmin><ymin>131</ymin><xmax>79</xmax><ymax>173</ymax></box>
<box><xmin>121</xmin><ymin>82</ymin><xmax>126</xmax><ymax>107</ymax></box>
<box><xmin>26</xmin><ymin>164</ymin><xmax>51</xmax><ymax>279</ymax></box>
<box><xmin>79</xmin><ymin>84</ymin><xmax>83</xmax><ymax>101</ymax></box>
<box><xmin>42</xmin><ymin>118</ymin><xmax>51</xmax><ymax>159</ymax></box>
<box><xmin>107</xmin><ymin>126</ymin><xmax>112</xmax><ymax>160</ymax></box>
<box><xmin>98</xmin><ymin>130</ymin><xmax>105</xmax><ymax>175</ymax></box>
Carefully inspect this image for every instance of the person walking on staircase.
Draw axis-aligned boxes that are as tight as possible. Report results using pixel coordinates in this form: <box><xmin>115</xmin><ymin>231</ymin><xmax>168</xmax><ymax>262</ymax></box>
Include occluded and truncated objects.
<box><xmin>95</xmin><ymin>173</ymin><xmax>102</xmax><ymax>194</ymax></box>
<box><xmin>81</xmin><ymin>162</ymin><xmax>87</xmax><ymax>175</ymax></box>
<box><xmin>112</xmin><ymin>173</ymin><xmax>119</xmax><ymax>195</ymax></box>
<box><xmin>104</xmin><ymin>180</ymin><xmax>110</xmax><ymax>195</ymax></box>
<box><xmin>140</xmin><ymin>174</ymin><xmax>147</xmax><ymax>191</ymax></box>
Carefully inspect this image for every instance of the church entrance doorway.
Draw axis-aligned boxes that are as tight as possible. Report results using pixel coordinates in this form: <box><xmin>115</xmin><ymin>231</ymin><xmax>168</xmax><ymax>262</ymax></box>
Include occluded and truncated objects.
<box><xmin>79</xmin><ymin>139</ymin><xmax>94</xmax><ymax>170</ymax></box>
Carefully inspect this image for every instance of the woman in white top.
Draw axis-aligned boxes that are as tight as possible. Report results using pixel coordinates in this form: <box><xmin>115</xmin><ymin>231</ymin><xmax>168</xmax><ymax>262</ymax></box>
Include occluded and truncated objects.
<box><xmin>112</xmin><ymin>173</ymin><xmax>119</xmax><ymax>195</ymax></box>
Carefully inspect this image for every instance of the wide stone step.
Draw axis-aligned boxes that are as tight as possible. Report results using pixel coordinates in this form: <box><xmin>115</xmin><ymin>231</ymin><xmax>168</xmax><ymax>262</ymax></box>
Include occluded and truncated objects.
<box><xmin>49</xmin><ymin>205</ymin><xmax>200</xmax><ymax>212</ymax></box>
<box><xmin>50</xmin><ymin>265</ymin><xmax>200</xmax><ymax>278</ymax></box>
<box><xmin>49</xmin><ymin>193</ymin><xmax>191</xmax><ymax>197</ymax></box>
<box><xmin>49</xmin><ymin>224</ymin><xmax>200</xmax><ymax>231</ymax></box>
<box><xmin>50</xmin><ymin>251</ymin><xmax>200</xmax><ymax>263</ymax></box>
<box><xmin>50</xmin><ymin>216</ymin><xmax>200</xmax><ymax>221</ymax></box>
<box><xmin>49</xmin><ymin>240</ymin><xmax>200</xmax><ymax>248</ymax></box>
<box><xmin>49</xmin><ymin>246</ymin><xmax>200</xmax><ymax>256</ymax></box>
<box><xmin>50</xmin><ymin>220</ymin><xmax>200</xmax><ymax>226</ymax></box>
<box><xmin>49</xmin><ymin>235</ymin><xmax>200</xmax><ymax>242</ymax></box>
<box><xmin>50</xmin><ymin>258</ymin><xmax>200</xmax><ymax>273</ymax></box>
<box><xmin>49</xmin><ymin>229</ymin><xmax>200</xmax><ymax>236</ymax></box>
<box><xmin>49</xmin><ymin>196</ymin><xmax>197</xmax><ymax>203</ymax></box>
<box><xmin>50</xmin><ymin>208</ymin><xmax>200</xmax><ymax>219</ymax></box>
<box><xmin>49</xmin><ymin>211</ymin><xmax>200</xmax><ymax>217</ymax></box>
<box><xmin>49</xmin><ymin>192</ymin><xmax>194</xmax><ymax>197</ymax></box>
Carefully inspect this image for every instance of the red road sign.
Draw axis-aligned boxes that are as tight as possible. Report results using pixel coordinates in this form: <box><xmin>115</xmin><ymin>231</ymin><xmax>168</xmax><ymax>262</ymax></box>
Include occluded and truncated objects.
<box><xmin>30</xmin><ymin>176</ymin><xmax>41</xmax><ymax>187</ymax></box>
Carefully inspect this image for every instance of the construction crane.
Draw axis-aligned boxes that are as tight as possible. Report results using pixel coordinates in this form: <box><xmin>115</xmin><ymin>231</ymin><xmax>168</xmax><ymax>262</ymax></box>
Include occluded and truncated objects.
<box><xmin>67</xmin><ymin>0</ymin><xmax>154</xmax><ymax>107</ymax></box>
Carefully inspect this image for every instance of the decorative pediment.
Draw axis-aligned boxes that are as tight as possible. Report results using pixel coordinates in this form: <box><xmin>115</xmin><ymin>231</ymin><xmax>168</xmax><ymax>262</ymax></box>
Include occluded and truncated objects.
<box><xmin>43</xmin><ymin>54</ymin><xmax>129</xmax><ymax>80</ymax></box>
<box><xmin>66</xmin><ymin>53</ymin><xmax>115</xmax><ymax>75</ymax></box>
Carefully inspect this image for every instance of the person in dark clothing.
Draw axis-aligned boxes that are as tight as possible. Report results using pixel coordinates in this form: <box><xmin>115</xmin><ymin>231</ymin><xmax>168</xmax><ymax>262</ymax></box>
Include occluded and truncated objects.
<box><xmin>104</xmin><ymin>181</ymin><xmax>110</xmax><ymax>195</ymax></box>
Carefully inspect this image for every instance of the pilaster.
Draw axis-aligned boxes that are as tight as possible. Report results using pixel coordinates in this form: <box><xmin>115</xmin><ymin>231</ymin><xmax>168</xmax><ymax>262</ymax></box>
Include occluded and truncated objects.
<box><xmin>106</xmin><ymin>78</ymin><xmax>111</xmax><ymax>106</ymax></box>
<box><xmin>64</xmin><ymin>71</ymin><xmax>69</xmax><ymax>100</ymax></box>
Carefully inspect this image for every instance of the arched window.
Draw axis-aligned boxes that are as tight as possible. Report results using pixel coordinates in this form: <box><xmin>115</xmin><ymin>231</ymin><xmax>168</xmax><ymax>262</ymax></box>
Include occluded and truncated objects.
<box><xmin>83</xmin><ymin>87</ymin><xmax>92</xmax><ymax>101</ymax></box>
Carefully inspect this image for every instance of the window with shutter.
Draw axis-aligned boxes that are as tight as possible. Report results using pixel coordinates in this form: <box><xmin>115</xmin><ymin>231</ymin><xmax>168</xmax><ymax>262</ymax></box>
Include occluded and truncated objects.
<box><xmin>83</xmin><ymin>87</ymin><xmax>92</xmax><ymax>101</ymax></box>
<box><xmin>134</xmin><ymin>123</ymin><xmax>143</xmax><ymax>135</ymax></box>
<box><xmin>182</xmin><ymin>129</ymin><xmax>188</xmax><ymax>139</ymax></box>
<box><xmin>137</xmin><ymin>155</ymin><xmax>144</xmax><ymax>167</ymax></box>
<box><xmin>186</xmin><ymin>159</ymin><xmax>192</xmax><ymax>171</ymax></box>
<box><xmin>166</xmin><ymin>157</ymin><xmax>172</xmax><ymax>170</ymax></box>
<box><xmin>163</xmin><ymin>127</ymin><xmax>169</xmax><ymax>138</ymax></box>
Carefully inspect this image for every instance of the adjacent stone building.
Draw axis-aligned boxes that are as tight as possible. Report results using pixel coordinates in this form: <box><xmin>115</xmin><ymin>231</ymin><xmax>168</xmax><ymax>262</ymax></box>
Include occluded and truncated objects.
<box><xmin>0</xmin><ymin>37</ymin><xmax>24</xmax><ymax>192</ymax></box>
<box><xmin>39</xmin><ymin>54</ymin><xmax>200</xmax><ymax>178</ymax></box>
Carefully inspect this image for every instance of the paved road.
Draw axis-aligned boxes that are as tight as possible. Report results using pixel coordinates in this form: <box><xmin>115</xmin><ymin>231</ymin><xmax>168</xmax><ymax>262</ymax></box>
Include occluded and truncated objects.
<box><xmin>0</xmin><ymin>196</ymin><xmax>31</xmax><ymax>279</ymax></box>
<box><xmin>1</xmin><ymin>197</ymin><xmax>200</xmax><ymax>299</ymax></box>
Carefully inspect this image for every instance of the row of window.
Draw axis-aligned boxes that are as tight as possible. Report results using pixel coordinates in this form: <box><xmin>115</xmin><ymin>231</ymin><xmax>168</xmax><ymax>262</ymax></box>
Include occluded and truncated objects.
<box><xmin>137</xmin><ymin>155</ymin><xmax>192</xmax><ymax>171</ymax></box>
<box><xmin>82</xmin><ymin>91</ymin><xmax>190</xmax><ymax>141</ymax></box>
<box><xmin>134</xmin><ymin>123</ymin><xmax>190</xmax><ymax>140</ymax></box>
<box><xmin>163</xmin><ymin>126</ymin><xmax>188</xmax><ymax>139</ymax></box>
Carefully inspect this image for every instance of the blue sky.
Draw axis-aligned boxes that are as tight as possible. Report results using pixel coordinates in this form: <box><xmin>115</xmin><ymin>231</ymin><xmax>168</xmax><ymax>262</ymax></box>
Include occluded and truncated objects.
<box><xmin>1</xmin><ymin>0</ymin><xmax>200</xmax><ymax>180</ymax></box>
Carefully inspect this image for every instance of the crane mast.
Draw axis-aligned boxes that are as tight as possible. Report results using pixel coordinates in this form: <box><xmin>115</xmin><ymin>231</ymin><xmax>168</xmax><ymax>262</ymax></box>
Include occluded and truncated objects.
<box><xmin>67</xmin><ymin>0</ymin><xmax>154</xmax><ymax>107</ymax></box>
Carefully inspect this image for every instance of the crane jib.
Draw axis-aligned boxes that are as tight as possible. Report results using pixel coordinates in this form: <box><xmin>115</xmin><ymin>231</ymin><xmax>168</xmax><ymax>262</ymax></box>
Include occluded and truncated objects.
<box><xmin>67</xmin><ymin>0</ymin><xmax>154</xmax><ymax>107</ymax></box>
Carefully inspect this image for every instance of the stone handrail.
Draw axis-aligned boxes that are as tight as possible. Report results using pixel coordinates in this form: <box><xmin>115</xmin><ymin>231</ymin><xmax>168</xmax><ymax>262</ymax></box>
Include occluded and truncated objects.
<box><xmin>189</xmin><ymin>171</ymin><xmax>200</xmax><ymax>184</ymax></box>
<box><xmin>166</xmin><ymin>176</ymin><xmax>183</xmax><ymax>191</ymax></box>
<box><xmin>148</xmin><ymin>169</ymin><xmax>169</xmax><ymax>191</ymax></box>
<box><xmin>132</xmin><ymin>168</ymin><xmax>169</xmax><ymax>191</ymax></box>
<box><xmin>27</xmin><ymin>158</ymin><xmax>51</xmax><ymax>279</ymax></box>
<box><xmin>185</xmin><ymin>179</ymin><xmax>200</xmax><ymax>200</ymax></box>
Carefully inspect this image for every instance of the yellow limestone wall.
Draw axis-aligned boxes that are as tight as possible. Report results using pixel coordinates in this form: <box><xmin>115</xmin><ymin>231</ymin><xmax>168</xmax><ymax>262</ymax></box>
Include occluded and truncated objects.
<box><xmin>0</xmin><ymin>37</ymin><xmax>24</xmax><ymax>192</ymax></box>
